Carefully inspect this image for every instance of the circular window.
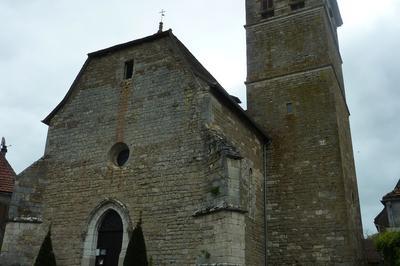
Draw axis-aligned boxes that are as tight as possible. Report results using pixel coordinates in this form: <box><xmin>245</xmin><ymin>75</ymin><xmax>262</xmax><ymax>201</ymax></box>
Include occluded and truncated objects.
<box><xmin>109</xmin><ymin>143</ymin><xmax>130</xmax><ymax>167</ymax></box>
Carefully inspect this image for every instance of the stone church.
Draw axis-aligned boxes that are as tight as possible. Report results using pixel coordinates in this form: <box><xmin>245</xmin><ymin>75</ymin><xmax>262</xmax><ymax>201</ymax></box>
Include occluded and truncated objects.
<box><xmin>1</xmin><ymin>0</ymin><xmax>365</xmax><ymax>265</ymax></box>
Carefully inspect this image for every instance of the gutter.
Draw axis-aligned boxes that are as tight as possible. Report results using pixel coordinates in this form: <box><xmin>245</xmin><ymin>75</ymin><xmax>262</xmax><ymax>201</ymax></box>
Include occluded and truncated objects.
<box><xmin>263</xmin><ymin>140</ymin><xmax>271</xmax><ymax>266</ymax></box>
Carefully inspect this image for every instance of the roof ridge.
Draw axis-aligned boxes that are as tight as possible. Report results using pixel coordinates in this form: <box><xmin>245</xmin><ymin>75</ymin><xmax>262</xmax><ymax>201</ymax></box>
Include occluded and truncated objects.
<box><xmin>0</xmin><ymin>153</ymin><xmax>16</xmax><ymax>176</ymax></box>
<box><xmin>88</xmin><ymin>29</ymin><xmax>172</xmax><ymax>58</ymax></box>
<box><xmin>41</xmin><ymin>30</ymin><xmax>269</xmax><ymax>141</ymax></box>
<box><xmin>168</xmin><ymin>34</ymin><xmax>269</xmax><ymax>141</ymax></box>
<box><xmin>168</xmin><ymin>33</ymin><xmax>219</xmax><ymax>86</ymax></box>
<box><xmin>43</xmin><ymin>30</ymin><xmax>174</xmax><ymax>125</ymax></box>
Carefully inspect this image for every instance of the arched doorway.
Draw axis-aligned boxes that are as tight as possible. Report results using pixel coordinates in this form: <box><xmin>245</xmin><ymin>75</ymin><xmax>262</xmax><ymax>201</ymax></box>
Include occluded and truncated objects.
<box><xmin>95</xmin><ymin>210</ymin><xmax>123</xmax><ymax>266</ymax></box>
<box><xmin>81</xmin><ymin>199</ymin><xmax>131</xmax><ymax>266</ymax></box>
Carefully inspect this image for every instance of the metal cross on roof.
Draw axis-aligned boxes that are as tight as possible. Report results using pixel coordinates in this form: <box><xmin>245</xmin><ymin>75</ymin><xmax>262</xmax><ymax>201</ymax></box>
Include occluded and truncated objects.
<box><xmin>160</xmin><ymin>9</ymin><xmax>166</xmax><ymax>23</ymax></box>
<box><xmin>158</xmin><ymin>9</ymin><xmax>166</xmax><ymax>33</ymax></box>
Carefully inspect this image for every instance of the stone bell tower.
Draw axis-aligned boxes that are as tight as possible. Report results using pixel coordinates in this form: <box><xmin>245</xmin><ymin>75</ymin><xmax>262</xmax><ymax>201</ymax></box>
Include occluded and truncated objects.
<box><xmin>245</xmin><ymin>0</ymin><xmax>364</xmax><ymax>264</ymax></box>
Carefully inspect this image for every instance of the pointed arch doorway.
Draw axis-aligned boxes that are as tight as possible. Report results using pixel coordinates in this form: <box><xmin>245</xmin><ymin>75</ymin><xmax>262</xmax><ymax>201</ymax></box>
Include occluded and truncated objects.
<box><xmin>95</xmin><ymin>210</ymin><xmax>123</xmax><ymax>266</ymax></box>
<box><xmin>81</xmin><ymin>200</ymin><xmax>131</xmax><ymax>266</ymax></box>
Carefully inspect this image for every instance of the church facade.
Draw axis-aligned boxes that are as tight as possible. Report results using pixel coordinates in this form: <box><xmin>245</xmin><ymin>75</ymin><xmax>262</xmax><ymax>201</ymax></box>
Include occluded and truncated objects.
<box><xmin>1</xmin><ymin>0</ymin><xmax>364</xmax><ymax>265</ymax></box>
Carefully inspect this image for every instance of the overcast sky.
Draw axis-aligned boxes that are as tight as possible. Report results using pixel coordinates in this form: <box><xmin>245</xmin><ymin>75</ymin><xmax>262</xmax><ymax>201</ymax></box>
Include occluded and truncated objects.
<box><xmin>1</xmin><ymin>0</ymin><xmax>399</xmax><ymax>235</ymax></box>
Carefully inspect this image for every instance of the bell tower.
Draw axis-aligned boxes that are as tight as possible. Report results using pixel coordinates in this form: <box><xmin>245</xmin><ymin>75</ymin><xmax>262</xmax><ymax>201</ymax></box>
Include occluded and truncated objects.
<box><xmin>245</xmin><ymin>0</ymin><xmax>364</xmax><ymax>264</ymax></box>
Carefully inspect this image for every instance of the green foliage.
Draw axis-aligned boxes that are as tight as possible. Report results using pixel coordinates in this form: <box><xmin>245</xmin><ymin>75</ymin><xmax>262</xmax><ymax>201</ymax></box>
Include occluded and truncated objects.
<box><xmin>374</xmin><ymin>231</ymin><xmax>400</xmax><ymax>266</ymax></box>
<box><xmin>34</xmin><ymin>230</ymin><xmax>57</xmax><ymax>266</ymax></box>
<box><xmin>200</xmin><ymin>250</ymin><xmax>211</xmax><ymax>259</ymax></box>
<box><xmin>210</xmin><ymin>186</ymin><xmax>220</xmax><ymax>196</ymax></box>
<box><xmin>123</xmin><ymin>222</ymin><xmax>148</xmax><ymax>266</ymax></box>
<box><xmin>367</xmin><ymin>232</ymin><xmax>379</xmax><ymax>240</ymax></box>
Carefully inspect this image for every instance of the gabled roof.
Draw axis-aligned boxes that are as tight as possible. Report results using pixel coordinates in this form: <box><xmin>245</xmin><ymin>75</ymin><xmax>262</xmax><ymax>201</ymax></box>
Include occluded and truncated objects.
<box><xmin>382</xmin><ymin>179</ymin><xmax>400</xmax><ymax>202</ymax></box>
<box><xmin>0</xmin><ymin>153</ymin><xmax>16</xmax><ymax>194</ymax></box>
<box><xmin>168</xmin><ymin>33</ymin><xmax>269</xmax><ymax>141</ymax></box>
<box><xmin>42</xmin><ymin>30</ymin><xmax>269</xmax><ymax>142</ymax></box>
<box><xmin>374</xmin><ymin>208</ymin><xmax>389</xmax><ymax>232</ymax></box>
<box><xmin>42</xmin><ymin>31</ymin><xmax>172</xmax><ymax>125</ymax></box>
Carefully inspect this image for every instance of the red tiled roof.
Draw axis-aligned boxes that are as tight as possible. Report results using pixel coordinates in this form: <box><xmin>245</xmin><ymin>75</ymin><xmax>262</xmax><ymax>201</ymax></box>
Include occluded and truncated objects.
<box><xmin>0</xmin><ymin>153</ymin><xmax>15</xmax><ymax>193</ymax></box>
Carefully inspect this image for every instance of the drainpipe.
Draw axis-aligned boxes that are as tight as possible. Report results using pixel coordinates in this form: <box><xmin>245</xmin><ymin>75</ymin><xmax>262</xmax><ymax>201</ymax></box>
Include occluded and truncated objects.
<box><xmin>263</xmin><ymin>139</ymin><xmax>271</xmax><ymax>266</ymax></box>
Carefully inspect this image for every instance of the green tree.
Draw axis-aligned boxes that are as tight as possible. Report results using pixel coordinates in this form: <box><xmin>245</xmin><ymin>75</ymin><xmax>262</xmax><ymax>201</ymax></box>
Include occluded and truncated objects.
<box><xmin>123</xmin><ymin>221</ymin><xmax>148</xmax><ymax>266</ymax></box>
<box><xmin>374</xmin><ymin>230</ymin><xmax>400</xmax><ymax>266</ymax></box>
<box><xmin>34</xmin><ymin>230</ymin><xmax>57</xmax><ymax>266</ymax></box>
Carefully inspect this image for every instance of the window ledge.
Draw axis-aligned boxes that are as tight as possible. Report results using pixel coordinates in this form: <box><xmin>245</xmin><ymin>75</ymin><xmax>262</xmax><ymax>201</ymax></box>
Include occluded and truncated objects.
<box><xmin>261</xmin><ymin>8</ymin><xmax>275</xmax><ymax>18</ymax></box>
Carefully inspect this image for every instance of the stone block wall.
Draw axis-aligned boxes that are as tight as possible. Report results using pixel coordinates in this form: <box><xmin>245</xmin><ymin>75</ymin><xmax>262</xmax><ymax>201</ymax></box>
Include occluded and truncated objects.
<box><xmin>0</xmin><ymin>158</ymin><xmax>48</xmax><ymax>265</ymax></box>
<box><xmin>245</xmin><ymin>0</ymin><xmax>364</xmax><ymax>263</ymax></box>
<box><xmin>39</xmin><ymin>36</ymin><xmax>214</xmax><ymax>265</ymax></box>
<box><xmin>0</xmin><ymin>194</ymin><xmax>11</xmax><ymax>250</ymax></box>
<box><xmin>0</xmin><ymin>222</ymin><xmax>46</xmax><ymax>266</ymax></box>
<box><xmin>247</xmin><ymin>68</ymin><xmax>353</xmax><ymax>264</ymax></box>
<box><xmin>246</xmin><ymin>0</ymin><xmax>340</xmax><ymax>25</ymax></box>
<box><xmin>203</xmin><ymin>90</ymin><xmax>266</xmax><ymax>265</ymax></box>
<box><xmin>1</xmin><ymin>34</ymin><xmax>266</xmax><ymax>266</ymax></box>
<box><xmin>246</xmin><ymin>7</ymin><xmax>343</xmax><ymax>86</ymax></box>
<box><xmin>333</xmin><ymin>65</ymin><xmax>365</xmax><ymax>262</ymax></box>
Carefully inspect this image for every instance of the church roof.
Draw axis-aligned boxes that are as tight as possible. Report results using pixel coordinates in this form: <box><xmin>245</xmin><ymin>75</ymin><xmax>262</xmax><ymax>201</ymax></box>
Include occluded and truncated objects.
<box><xmin>0</xmin><ymin>152</ymin><xmax>16</xmax><ymax>194</ymax></box>
<box><xmin>382</xmin><ymin>179</ymin><xmax>400</xmax><ymax>202</ymax></box>
<box><xmin>42</xmin><ymin>30</ymin><xmax>269</xmax><ymax>141</ymax></box>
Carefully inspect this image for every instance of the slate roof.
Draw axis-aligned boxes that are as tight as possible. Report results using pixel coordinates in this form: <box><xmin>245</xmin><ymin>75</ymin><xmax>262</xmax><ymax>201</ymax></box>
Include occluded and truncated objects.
<box><xmin>42</xmin><ymin>30</ymin><xmax>269</xmax><ymax>142</ymax></box>
<box><xmin>374</xmin><ymin>208</ymin><xmax>389</xmax><ymax>232</ymax></box>
<box><xmin>382</xmin><ymin>179</ymin><xmax>400</xmax><ymax>202</ymax></box>
<box><xmin>0</xmin><ymin>153</ymin><xmax>16</xmax><ymax>194</ymax></box>
<box><xmin>374</xmin><ymin>179</ymin><xmax>400</xmax><ymax>232</ymax></box>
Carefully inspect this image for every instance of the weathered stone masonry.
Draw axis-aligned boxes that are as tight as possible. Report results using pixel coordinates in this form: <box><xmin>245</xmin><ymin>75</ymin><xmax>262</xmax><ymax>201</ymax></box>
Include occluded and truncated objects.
<box><xmin>1</xmin><ymin>0</ymin><xmax>365</xmax><ymax>265</ymax></box>
<box><xmin>246</xmin><ymin>0</ymin><xmax>364</xmax><ymax>264</ymax></box>
<box><xmin>1</xmin><ymin>32</ymin><xmax>267</xmax><ymax>266</ymax></box>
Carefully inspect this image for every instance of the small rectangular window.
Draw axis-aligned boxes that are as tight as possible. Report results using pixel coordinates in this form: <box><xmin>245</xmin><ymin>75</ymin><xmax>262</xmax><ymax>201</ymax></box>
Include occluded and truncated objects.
<box><xmin>124</xmin><ymin>60</ymin><xmax>134</xmax><ymax>79</ymax></box>
<box><xmin>263</xmin><ymin>0</ymin><xmax>274</xmax><ymax>9</ymax></box>
<box><xmin>290</xmin><ymin>1</ymin><xmax>305</xmax><ymax>11</ymax></box>
<box><xmin>286</xmin><ymin>103</ymin><xmax>293</xmax><ymax>114</ymax></box>
<box><xmin>261</xmin><ymin>0</ymin><xmax>275</xmax><ymax>18</ymax></box>
<box><xmin>262</xmin><ymin>9</ymin><xmax>275</xmax><ymax>18</ymax></box>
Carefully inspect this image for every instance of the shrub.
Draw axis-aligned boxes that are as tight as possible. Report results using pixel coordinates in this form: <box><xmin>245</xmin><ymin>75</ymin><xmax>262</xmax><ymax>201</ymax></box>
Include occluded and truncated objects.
<box><xmin>123</xmin><ymin>222</ymin><xmax>148</xmax><ymax>266</ymax></box>
<box><xmin>34</xmin><ymin>230</ymin><xmax>56</xmax><ymax>266</ymax></box>
<box><xmin>374</xmin><ymin>230</ymin><xmax>400</xmax><ymax>266</ymax></box>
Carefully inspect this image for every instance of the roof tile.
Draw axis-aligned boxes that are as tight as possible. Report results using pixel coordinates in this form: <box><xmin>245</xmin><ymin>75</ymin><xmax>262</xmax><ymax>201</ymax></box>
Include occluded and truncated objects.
<box><xmin>0</xmin><ymin>153</ymin><xmax>15</xmax><ymax>193</ymax></box>
<box><xmin>382</xmin><ymin>179</ymin><xmax>400</xmax><ymax>201</ymax></box>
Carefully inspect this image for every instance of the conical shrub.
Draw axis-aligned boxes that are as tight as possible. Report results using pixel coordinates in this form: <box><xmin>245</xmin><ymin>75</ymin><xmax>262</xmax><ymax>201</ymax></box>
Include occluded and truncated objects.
<box><xmin>34</xmin><ymin>230</ymin><xmax>56</xmax><ymax>266</ymax></box>
<box><xmin>123</xmin><ymin>222</ymin><xmax>148</xmax><ymax>266</ymax></box>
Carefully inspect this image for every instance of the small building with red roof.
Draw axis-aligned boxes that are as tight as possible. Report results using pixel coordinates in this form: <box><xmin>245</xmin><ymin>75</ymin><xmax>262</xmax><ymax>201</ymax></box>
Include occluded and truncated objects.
<box><xmin>0</xmin><ymin>137</ymin><xmax>15</xmax><ymax>249</ymax></box>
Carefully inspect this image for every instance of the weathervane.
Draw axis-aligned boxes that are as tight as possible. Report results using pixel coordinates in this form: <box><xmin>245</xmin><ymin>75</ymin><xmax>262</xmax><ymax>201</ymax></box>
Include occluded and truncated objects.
<box><xmin>158</xmin><ymin>9</ymin><xmax>166</xmax><ymax>33</ymax></box>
